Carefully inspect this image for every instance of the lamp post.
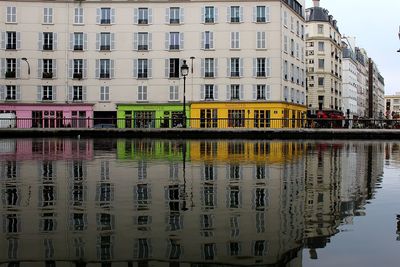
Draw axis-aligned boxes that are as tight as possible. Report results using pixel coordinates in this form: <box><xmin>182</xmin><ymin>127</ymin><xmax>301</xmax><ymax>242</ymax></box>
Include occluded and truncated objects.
<box><xmin>21</xmin><ymin>57</ymin><xmax>30</xmax><ymax>75</ymax></box>
<box><xmin>180</xmin><ymin>60</ymin><xmax>189</xmax><ymax>128</ymax></box>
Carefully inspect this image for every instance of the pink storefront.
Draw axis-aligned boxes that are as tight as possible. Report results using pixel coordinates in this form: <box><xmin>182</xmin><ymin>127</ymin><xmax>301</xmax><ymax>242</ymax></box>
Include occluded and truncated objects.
<box><xmin>0</xmin><ymin>103</ymin><xmax>94</xmax><ymax>128</ymax></box>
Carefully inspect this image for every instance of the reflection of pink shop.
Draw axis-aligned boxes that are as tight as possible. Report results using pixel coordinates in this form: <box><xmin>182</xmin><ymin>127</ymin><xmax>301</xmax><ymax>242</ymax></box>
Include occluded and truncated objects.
<box><xmin>0</xmin><ymin>103</ymin><xmax>94</xmax><ymax>128</ymax></box>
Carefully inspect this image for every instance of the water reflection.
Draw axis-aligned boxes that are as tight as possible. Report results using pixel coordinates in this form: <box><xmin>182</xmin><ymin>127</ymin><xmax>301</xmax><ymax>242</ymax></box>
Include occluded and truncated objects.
<box><xmin>0</xmin><ymin>139</ymin><xmax>385</xmax><ymax>266</ymax></box>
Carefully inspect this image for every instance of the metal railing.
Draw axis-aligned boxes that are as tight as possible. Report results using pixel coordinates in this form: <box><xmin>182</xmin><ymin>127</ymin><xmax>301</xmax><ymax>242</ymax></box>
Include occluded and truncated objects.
<box><xmin>0</xmin><ymin>117</ymin><xmax>399</xmax><ymax>129</ymax></box>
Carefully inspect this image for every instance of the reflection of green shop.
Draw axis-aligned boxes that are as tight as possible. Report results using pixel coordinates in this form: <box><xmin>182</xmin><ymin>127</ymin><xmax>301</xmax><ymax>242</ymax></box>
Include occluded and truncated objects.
<box><xmin>117</xmin><ymin>104</ymin><xmax>189</xmax><ymax>128</ymax></box>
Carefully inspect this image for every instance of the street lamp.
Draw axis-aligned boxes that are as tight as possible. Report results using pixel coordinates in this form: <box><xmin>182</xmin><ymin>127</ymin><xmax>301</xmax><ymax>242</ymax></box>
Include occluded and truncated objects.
<box><xmin>21</xmin><ymin>58</ymin><xmax>30</xmax><ymax>75</ymax></box>
<box><xmin>180</xmin><ymin>60</ymin><xmax>189</xmax><ymax>128</ymax></box>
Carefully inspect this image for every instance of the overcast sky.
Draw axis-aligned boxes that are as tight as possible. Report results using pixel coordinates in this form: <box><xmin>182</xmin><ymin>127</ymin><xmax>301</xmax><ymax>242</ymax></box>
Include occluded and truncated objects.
<box><xmin>305</xmin><ymin>0</ymin><xmax>400</xmax><ymax>95</ymax></box>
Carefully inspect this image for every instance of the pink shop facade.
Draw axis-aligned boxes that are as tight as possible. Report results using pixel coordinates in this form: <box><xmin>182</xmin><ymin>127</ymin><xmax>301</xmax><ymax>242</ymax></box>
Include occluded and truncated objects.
<box><xmin>0</xmin><ymin>103</ymin><xmax>94</xmax><ymax>128</ymax></box>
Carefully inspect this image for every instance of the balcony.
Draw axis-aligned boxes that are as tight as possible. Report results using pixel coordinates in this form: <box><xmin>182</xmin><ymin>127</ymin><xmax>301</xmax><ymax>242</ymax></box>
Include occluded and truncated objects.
<box><xmin>5</xmin><ymin>96</ymin><xmax>16</xmax><ymax>101</ymax></box>
<box><xmin>6</xmin><ymin>44</ymin><xmax>16</xmax><ymax>50</ymax></box>
<box><xmin>204</xmin><ymin>44</ymin><xmax>211</xmax><ymax>49</ymax></box>
<box><xmin>205</xmin><ymin>96</ymin><xmax>214</xmax><ymax>101</ymax></box>
<box><xmin>43</xmin><ymin>44</ymin><xmax>53</xmax><ymax>51</ymax></box>
<box><xmin>230</xmin><ymin>17</ymin><xmax>240</xmax><ymax>23</ymax></box>
<box><xmin>73</xmin><ymin>72</ymin><xmax>83</xmax><ymax>80</ymax></box>
<box><xmin>138</xmin><ymin>19</ymin><xmax>148</xmax><ymax>25</ymax></box>
<box><xmin>5</xmin><ymin>71</ymin><xmax>16</xmax><ymax>78</ymax></box>
<box><xmin>138</xmin><ymin>45</ymin><xmax>148</xmax><ymax>51</ymax></box>
<box><xmin>169</xmin><ymin>19</ymin><xmax>180</xmax><ymax>24</ymax></box>
<box><xmin>169</xmin><ymin>45</ymin><xmax>180</xmax><ymax>50</ymax></box>
<box><xmin>42</xmin><ymin>72</ymin><xmax>53</xmax><ymax>79</ymax></box>
<box><xmin>74</xmin><ymin>45</ymin><xmax>83</xmax><ymax>51</ymax></box>
<box><xmin>100</xmin><ymin>45</ymin><xmax>111</xmax><ymax>51</ymax></box>
<box><xmin>100</xmin><ymin>73</ymin><xmax>110</xmax><ymax>79</ymax></box>
<box><xmin>257</xmin><ymin>72</ymin><xmax>266</xmax><ymax>78</ymax></box>
<box><xmin>42</xmin><ymin>96</ymin><xmax>53</xmax><ymax>101</ymax></box>
<box><xmin>205</xmin><ymin>18</ymin><xmax>214</xmax><ymax>23</ymax></box>
<box><xmin>205</xmin><ymin>72</ymin><xmax>214</xmax><ymax>78</ymax></box>
<box><xmin>169</xmin><ymin>72</ymin><xmax>179</xmax><ymax>79</ymax></box>
<box><xmin>138</xmin><ymin>72</ymin><xmax>148</xmax><ymax>79</ymax></box>
<box><xmin>256</xmin><ymin>17</ymin><xmax>266</xmax><ymax>23</ymax></box>
<box><xmin>72</xmin><ymin>96</ymin><xmax>83</xmax><ymax>102</ymax></box>
<box><xmin>100</xmin><ymin>19</ymin><xmax>111</xmax><ymax>24</ymax></box>
<box><xmin>230</xmin><ymin>71</ymin><xmax>240</xmax><ymax>77</ymax></box>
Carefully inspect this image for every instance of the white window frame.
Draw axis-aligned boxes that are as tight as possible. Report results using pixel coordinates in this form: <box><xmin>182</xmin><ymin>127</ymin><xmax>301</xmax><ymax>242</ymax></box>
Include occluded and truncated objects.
<box><xmin>138</xmin><ymin>85</ymin><xmax>147</xmax><ymax>101</ymax></box>
<box><xmin>6</xmin><ymin>7</ymin><xmax>17</xmax><ymax>23</ymax></box>
<box><xmin>43</xmin><ymin>7</ymin><xmax>53</xmax><ymax>24</ymax></box>
<box><xmin>169</xmin><ymin>85</ymin><xmax>179</xmax><ymax>101</ymax></box>
<box><xmin>230</xmin><ymin>32</ymin><xmax>240</xmax><ymax>49</ymax></box>
<box><xmin>205</xmin><ymin>84</ymin><xmax>215</xmax><ymax>100</ymax></box>
<box><xmin>74</xmin><ymin>7</ymin><xmax>84</xmax><ymax>24</ymax></box>
<box><xmin>202</xmin><ymin>31</ymin><xmax>214</xmax><ymax>50</ymax></box>
<box><xmin>203</xmin><ymin>6</ymin><xmax>216</xmax><ymax>23</ymax></box>
<box><xmin>256</xmin><ymin>32</ymin><xmax>266</xmax><ymax>49</ymax></box>
<box><xmin>100</xmin><ymin>86</ymin><xmax>109</xmax><ymax>101</ymax></box>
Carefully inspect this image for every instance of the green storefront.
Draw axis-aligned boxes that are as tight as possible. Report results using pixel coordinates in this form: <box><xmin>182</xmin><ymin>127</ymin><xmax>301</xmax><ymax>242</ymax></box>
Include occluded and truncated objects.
<box><xmin>116</xmin><ymin>104</ymin><xmax>189</xmax><ymax>128</ymax></box>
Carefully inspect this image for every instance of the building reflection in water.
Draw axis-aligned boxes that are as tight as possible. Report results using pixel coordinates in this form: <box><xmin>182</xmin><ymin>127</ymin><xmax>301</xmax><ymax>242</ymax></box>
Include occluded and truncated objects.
<box><xmin>0</xmin><ymin>139</ymin><xmax>385</xmax><ymax>266</ymax></box>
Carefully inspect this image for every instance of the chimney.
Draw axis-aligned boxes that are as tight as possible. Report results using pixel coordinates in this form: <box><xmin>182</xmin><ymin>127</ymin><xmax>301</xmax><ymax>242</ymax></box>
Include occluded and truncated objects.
<box><xmin>313</xmin><ymin>0</ymin><xmax>320</xmax><ymax>7</ymax></box>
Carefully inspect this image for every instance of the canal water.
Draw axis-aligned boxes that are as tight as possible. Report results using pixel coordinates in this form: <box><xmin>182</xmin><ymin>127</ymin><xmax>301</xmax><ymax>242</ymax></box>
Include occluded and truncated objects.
<box><xmin>0</xmin><ymin>138</ymin><xmax>399</xmax><ymax>267</ymax></box>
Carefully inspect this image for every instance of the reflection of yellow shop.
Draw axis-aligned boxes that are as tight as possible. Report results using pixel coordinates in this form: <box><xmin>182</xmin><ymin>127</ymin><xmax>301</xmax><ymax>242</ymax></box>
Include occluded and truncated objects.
<box><xmin>190</xmin><ymin>102</ymin><xmax>306</xmax><ymax>129</ymax></box>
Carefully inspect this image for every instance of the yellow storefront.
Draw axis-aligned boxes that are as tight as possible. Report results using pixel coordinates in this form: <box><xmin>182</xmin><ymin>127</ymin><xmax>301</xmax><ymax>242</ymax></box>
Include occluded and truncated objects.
<box><xmin>190</xmin><ymin>102</ymin><xmax>307</xmax><ymax>129</ymax></box>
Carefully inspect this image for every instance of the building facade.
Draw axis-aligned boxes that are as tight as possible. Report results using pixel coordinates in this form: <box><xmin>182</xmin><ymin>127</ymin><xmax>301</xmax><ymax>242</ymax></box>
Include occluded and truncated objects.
<box><xmin>368</xmin><ymin>59</ymin><xmax>385</xmax><ymax>119</ymax></box>
<box><xmin>0</xmin><ymin>0</ymin><xmax>307</xmax><ymax>129</ymax></box>
<box><xmin>341</xmin><ymin>40</ymin><xmax>358</xmax><ymax>119</ymax></box>
<box><xmin>305</xmin><ymin>0</ymin><xmax>343</xmax><ymax>117</ymax></box>
<box><xmin>385</xmin><ymin>93</ymin><xmax>400</xmax><ymax>119</ymax></box>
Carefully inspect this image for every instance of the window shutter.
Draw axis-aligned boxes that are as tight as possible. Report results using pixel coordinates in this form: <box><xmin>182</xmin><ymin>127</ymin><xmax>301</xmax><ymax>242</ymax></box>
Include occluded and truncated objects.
<box><xmin>214</xmin><ymin>58</ymin><xmax>218</xmax><ymax>77</ymax></box>
<box><xmin>148</xmin><ymin>9</ymin><xmax>153</xmax><ymax>24</ymax></box>
<box><xmin>95</xmin><ymin>59</ymin><xmax>100</xmax><ymax>78</ymax></box>
<box><xmin>68</xmin><ymin>59</ymin><xmax>73</xmax><ymax>78</ymax></box>
<box><xmin>210</xmin><ymin>32</ymin><xmax>214</xmax><ymax>49</ymax></box>
<box><xmin>133</xmin><ymin>32</ymin><xmax>138</xmax><ymax>50</ymax></box>
<box><xmin>165</xmin><ymin>33</ymin><xmax>169</xmax><ymax>50</ymax></box>
<box><xmin>37</xmin><ymin>86</ymin><xmax>42</xmax><ymax>101</ymax></box>
<box><xmin>69</xmin><ymin>33</ymin><xmax>74</xmax><ymax>50</ymax></box>
<box><xmin>16</xmin><ymin>32</ymin><xmax>21</xmax><ymax>49</ymax></box>
<box><xmin>240</xmin><ymin>85</ymin><xmax>244</xmax><ymax>100</ymax></box>
<box><xmin>111</xmin><ymin>8</ymin><xmax>116</xmax><ymax>24</ymax></box>
<box><xmin>16</xmin><ymin>86</ymin><xmax>21</xmax><ymax>99</ymax></box>
<box><xmin>180</xmin><ymin>8</ymin><xmax>184</xmax><ymax>23</ymax></box>
<box><xmin>215</xmin><ymin>7</ymin><xmax>219</xmax><ymax>22</ymax></box>
<box><xmin>37</xmin><ymin>59</ymin><xmax>43</xmax><ymax>78</ymax></box>
<box><xmin>214</xmin><ymin>85</ymin><xmax>219</xmax><ymax>100</ymax></box>
<box><xmin>201</xmin><ymin>59</ymin><xmax>205</xmax><ymax>77</ymax></box>
<box><xmin>252</xmin><ymin>58</ymin><xmax>256</xmax><ymax>77</ymax></box>
<box><xmin>83</xmin><ymin>86</ymin><xmax>87</xmax><ymax>101</ymax></box>
<box><xmin>201</xmin><ymin>32</ymin><xmax>205</xmax><ymax>49</ymax></box>
<box><xmin>52</xmin><ymin>59</ymin><xmax>57</xmax><ymax>78</ymax></box>
<box><xmin>83</xmin><ymin>59</ymin><xmax>88</xmax><ymax>78</ymax></box>
<box><xmin>148</xmin><ymin>59</ymin><xmax>152</xmax><ymax>78</ymax></box>
<box><xmin>240</xmin><ymin>7</ymin><xmax>244</xmax><ymax>22</ymax></box>
<box><xmin>201</xmin><ymin>7</ymin><xmax>205</xmax><ymax>23</ymax></box>
<box><xmin>53</xmin><ymin>32</ymin><xmax>58</xmax><ymax>50</ymax></box>
<box><xmin>200</xmin><ymin>85</ymin><xmax>205</xmax><ymax>100</ymax></box>
<box><xmin>252</xmin><ymin>85</ymin><xmax>257</xmax><ymax>100</ymax></box>
<box><xmin>110</xmin><ymin>33</ymin><xmax>115</xmax><ymax>50</ymax></box>
<box><xmin>52</xmin><ymin>86</ymin><xmax>57</xmax><ymax>100</ymax></box>
<box><xmin>148</xmin><ymin>33</ymin><xmax>153</xmax><ymax>50</ymax></box>
<box><xmin>133</xmin><ymin>59</ymin><xmax>137</xmax><ymax>78</ymax></box>
<box><xmin>83</xmin><ymin>33</ymin><xmax>88</xmax><ymax>50</ymax></box>
<box><xmin>96</xmin><ymin>33</ymin><xmax>100</xmax><ymax>51</ymax></box>
<box><xmin>266</xmin><ymin>85</ymin><xmax>271</xmax><ymax>99</ymax></box>
<box><xmin>266</xmin><ymin>6</ymin><xmax>270</xmax><ymax>22</ymax></box>
<box><xmin>226</xmin><ymin>58</ymin><xmax>230</xmax><ymax>77</ymax></box>
<box><xmin>110</xmin><ymin>60</ymin><xmax>115</xmax><ymax>78</ymax></box>
<box><xmin>68</xmin><ymin>86</ymin><xmax>73</xmax><ymax>101</ymax></box>
<box><xmin>226</xmin><ymin>7</ymin><xmax>230</xmax><ymax>22</ymax></box>
<box><xmin>0</xmin><ymin>59</ymin><xmax>4</xmax><ymax>79</ymax></box>
<box><xmin>230</xmin><ymin>32</ymin><xmax>234</xmax><ymax>49</ymax></box>
<box><xmin>16</xmin><ymin>59</ymin><xmax>20</xmax><ymax>78</ymax></box>
<box><xmin>0</xmin><ymin>85</ymin><xmax>5</xmax><ymax>100</ymax></box>
<box><xmin>133</xmin><ymin>8</ymin><xmax>138</xmax><ymax>24</ymax></box>
<box><xmin>165</xmin><ymin>8</ymin><xmax>169</xmax><ymax>23</ymax></box>
<box><xmin>266</xmin><ymin>58</ymin><xmax>271</xmax><ymax>77</ymax></box>
<box><xmin>180</xmin><ymin>33</ymin><xmax>184</xmax><ymax>49</ymax></box>
<box><xmin>0</xmin><ymin>32</ymin><xmax>5</xmax><ymax>49</ymax></box>
<box><xmin>239</xmin><ymin>58</ymin><xmax>244</xmax><ymax>77</ymax></box>
<box><xmin>96</xmin><ymin>8</ymin><xmax>101</xmax><ymax>24</ymax></box>
<box><xmin>226</xmin><ymin>85</ymin><xmax>231</xmax><ymax>100</ymax></box>
<box><xmin>165</xmin><ymin>59</ymin><xmax>169</xmax><ymax>78</ymax></box>
<box><xmin>38</xmin><ymin>32</ymin><xmax>43</xmax><ymax>50</ymax></box>
<box><xmin>252</xmin><ymin>7</ymin><xmax>257</xmax><ymax>22</ymax></box>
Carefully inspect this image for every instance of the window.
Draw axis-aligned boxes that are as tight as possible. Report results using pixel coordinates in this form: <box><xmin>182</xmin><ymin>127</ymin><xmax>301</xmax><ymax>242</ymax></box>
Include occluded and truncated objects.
<box><xmin>138</xmin><ymin>85</ymin><xmax>147</xmax><ymax>101</ymax></box>
<box><xmin>230</xmin><ymin>58</ymin><xmax>240</xmax><ymax>77</ymax></box>
<box><xmin>169</xmin><ymin>32</ymin><xmax>181</xmax><ymax>50</ymax></box>
<box><xmin>283</xmin><ymin>10</ymin><xmax>288</xmax><ymax>26</ymax></box>
<box><xmin>254</xmin><ymin>110</ymin><xmax>270</xmax><ymax>128</ymax></box>
<box><xmin>318</xmin><ymin>41</ymin><xmax>324</xmax><ymax>51</ymax></box>
<box><xmin>40</xmin><ymin>86</ymin><xmax>54</xmax><ymax>101</ymax></box>
<box><xmin>5</xmin><ymin>85</ymin><xmax>18</xmax><ymax>100</ymax></box>
<box><xmin>168</xmin><ymin>58</ymin><xmax>180</xmax><ymax>78</ymax></box>
<box><xmin>228</xmin><ymin>185</ymin><xmax>241</xmax><ymax>208</ymax></box>
<box><xmin>318</xmin><ymin>77</ymin><xmax>324</xmax><ymax>86</ymax></box>
<box><xmin>255</xmin><ymin>85</ymin><xmax>267</xmax><ymax>100</ymax></box>
<box><xmin>169</xmin><ymin>7</ymin><xmax>181</xmax><ymax>24</ymax></box>
<box><xmin>99</xmin><ymin>59</ymin><xmax>111</xmax><ymax>78</ymax></box>
<box><xmin>5</xmin><ymin>58</ymin><xmax>16</xmax><ymax>78</ymax></box>
<box><xmin>318</xmin><ymin>24</ymin><xmax>324</xmax><ymax>34</ymax></box>
<box><xmin>256</xmin><ymin>32</ymin><xmax>266</xmax><ymax>49</ymax></box>
<box><xmin>6</xmin><ymin>7</ymin><xmax>16</xmax><ymax>23</ymax></box>
<box><xmin>74</xmin><ymin>7</ymin><xmax>84</xmax><ymax>24</ymax></box>
<box><xmin>42</xmin><ymin>32</ymin><xmax>54</xmax><ymax>50</ymax></box>
<box><xmin>100</xmin><ymin>8</ymin><xmax>111</xmax><ymax>24</ymax></box>
<box><xmin>6</xmin><ymin>31</ymin><xmax>17</xmax><ymax>50</ymax></box>
<box><xmin>205</xmin><ymin>85</ymin><xmax>215</xmax><ymax>100</ymax></box>
<box><xmin>204</xmin><ymin>58</ymin><xmax>215</xmax><ymax>78</ymax></box>
<box><xmin>255</xmin><ymin>6</ymin><xmax>269</xmax><ymax>22</ymax></box>
<box><xmin>137</xmin><ymin>59</ymin><xmax>149</xmax><ymax>78</ymax></box>
<box><xmin>253</xmin><ymin>240</ymin><xmax>267</xmax><ymax>256</ymax></box>
<box><xmin>202</xmin><ymin>31</ymin><xmax>214</xmax><ymax>49</ymax></box>
<box><xmin>72</xmin><ymin>86</ymin><xmax>83</xmax><ymax>101</ymax></box>
<box><xmin>99</xmin><ymin>32</ymin><xmax>112</xmax><ymax>51</ymax></box>
<box><xmin>42</xmin><ymin>59</ymin><xmax>54</xmax><ymax>79</ymax></box>
<box><xmin>230</xmin><ymin>85</ymin><xmax>240</xmax><ymax>100</ymax></box>
<box><xmin>230</xmin><ymin>32</ymin><xmax>240</xmax><ymax>49</ymax></box>
<box><xmin>73</xmin><ymin>59</ymin><xmax>83</xmax><ymax>79</ymax></box>
<box><xmin>229</xmin><ymin>6</ymin><xmax>241</xmax><ymax>23</ymax></box>
<box><xmin>137</xmin><ymin>32</ymin><xmax>149</xmax><ymax>51</ymax></box>
<box><xmin>138</xmin><ymin>8</ymin><xmax>149</xmax><ymax>24</ymax></box>
<box><xmin>256</xmin><ymin>58</ymin><xmax>266</xmax><ymax>77</ymax></box>
<box><xmin>283</xmin><ymin>35</ymin><xmax>288</xmax><ymax>52</ymax></box>
<box><xmin>318</xmin><ymin>59</ymin><xmax>325</xmax><ymax>69</ymax></box>
<box><xmin>73</xmin><ymin>32</ymin><xmax>84</xmax><ymax>50</ymax></box>
<box><xmin>204</xmin><ymin>6</ymin><xmax>215</xmax><ymax>23</ymax></box>
<box><xmin>43</xmin><ymin>8</ymin><xmax>53</xmax><ymax>24</ymax></box>
<box><xmin>169</xmin><ymin>85</ymin><xmax>179</xmax><ymax>101</ymax></box>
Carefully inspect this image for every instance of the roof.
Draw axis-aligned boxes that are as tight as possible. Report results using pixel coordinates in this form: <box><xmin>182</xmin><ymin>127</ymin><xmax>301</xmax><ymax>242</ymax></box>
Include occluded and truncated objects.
<box><xmin>306</xmin><ymin>6</ymin><xmax>340</xmax><ymax>32</ymax></box>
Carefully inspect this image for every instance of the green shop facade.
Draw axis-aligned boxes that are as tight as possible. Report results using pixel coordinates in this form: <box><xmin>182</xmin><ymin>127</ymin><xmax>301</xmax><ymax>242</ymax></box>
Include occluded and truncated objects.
<box><xmin>117</xmin><ymin>104</ymin><xmax>189</xmax><ymax>128</ymax></box>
